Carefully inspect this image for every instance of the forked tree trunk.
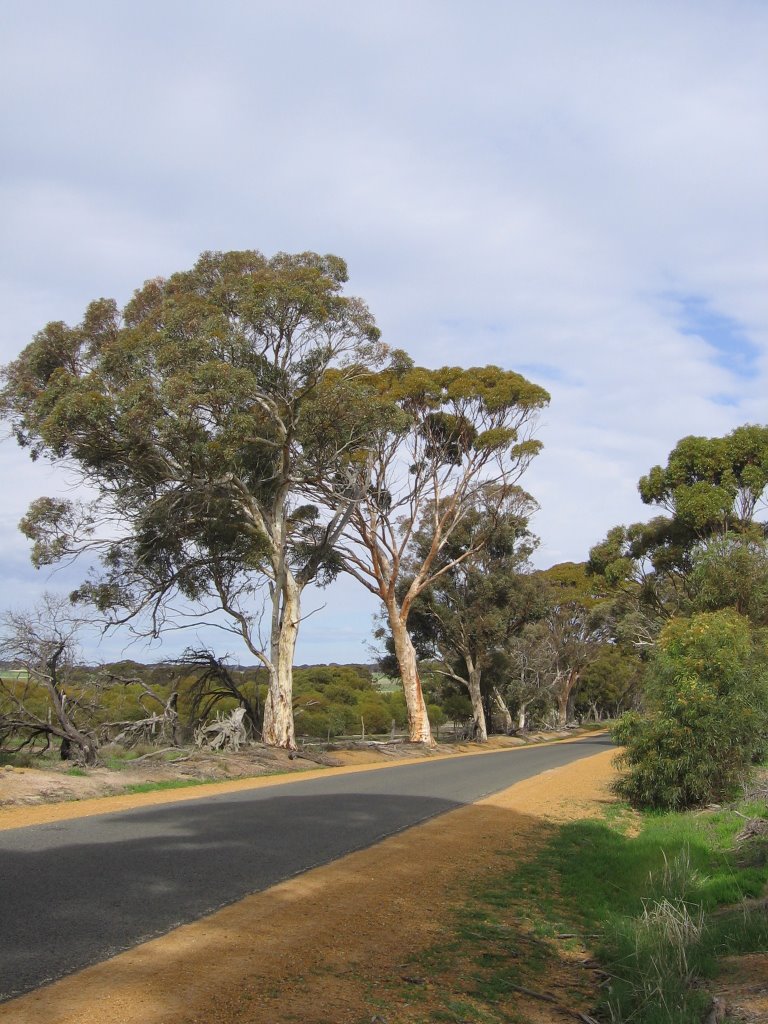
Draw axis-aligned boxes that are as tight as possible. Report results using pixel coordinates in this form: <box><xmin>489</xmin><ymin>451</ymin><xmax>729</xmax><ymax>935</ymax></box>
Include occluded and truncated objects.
<box><xmin>47</xmin><ymin>676</ymin><xmax>98</xmax><ymax>765</ymax></box>
<box><xmin>467</xmin><ymin>662</ymin><xmax>487</xmax><ymax>742</ymax></box>
<box><xmin>492</xmin><ymin>686</ymin><xmax>514</xmax><ymax>734</ymax></box>
<box><xmin>388</xmin><ymin>605</ymin><xmax>434</xmax><ymax>746</ymax></box>
<box><xmin>262</xmin><ymin>572</ymin><xmax>300</xmax><ymax>749</ymax></box>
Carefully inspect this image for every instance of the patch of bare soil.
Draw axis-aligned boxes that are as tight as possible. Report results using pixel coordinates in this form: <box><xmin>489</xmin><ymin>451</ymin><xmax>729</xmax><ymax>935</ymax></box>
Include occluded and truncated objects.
<box><xmin>713</xmin><ymin>954</ymin><xmax>768</xmax><ymax>1023</ymax></box>
<box><xmin>0</xmin><ymin>744</ymin><xmax>337</xmax><ymax>809</ymax></box>
<box><xmin>0</xmin><ymin>744</ymin><xmax>616</xmax><ymax>1024</ymax></box>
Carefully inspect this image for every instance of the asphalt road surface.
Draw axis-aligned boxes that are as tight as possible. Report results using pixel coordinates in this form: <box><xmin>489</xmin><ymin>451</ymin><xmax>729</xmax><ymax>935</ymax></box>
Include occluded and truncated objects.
<box><xmin>0</xmin><ymin>735</ymin><xmax>611</xmax><ymax>1001</ymax></box>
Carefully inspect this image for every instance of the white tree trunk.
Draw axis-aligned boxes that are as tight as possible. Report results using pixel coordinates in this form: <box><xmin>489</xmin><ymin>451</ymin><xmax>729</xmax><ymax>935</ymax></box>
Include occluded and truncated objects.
<box><xmin>553</xmin><ymin>668</ymin><xmax>580</xmax><ymax>729</ymax></box>
<box><xmin>388</xmin><ymin>604</ymin><xmax>434</xmax><ymax>746</ymax></box>
<box><xmin>262</xmin><ymin>571</ymin><xmax>300</xmax><ymax>749</ymax></box>
<box><xmin>467</xmin><ymin>663</ymin><xmax>487</xmax><ymax>742</ymax></box>
<box><xmin>492</xmin><ymin>686</ymin><xmax>514</xmax><ymax>734</ymax></box>
<box><xmin>517</xmin><ymin>703</ymin><xmax>529</xmax><ymax>732</ymax></box>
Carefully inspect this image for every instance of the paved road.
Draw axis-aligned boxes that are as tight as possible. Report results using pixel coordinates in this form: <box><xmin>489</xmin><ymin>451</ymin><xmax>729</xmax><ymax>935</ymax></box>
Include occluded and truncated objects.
<box><xmin>0</xmin><ymin>735</ymin><xmax>611</xmax><ymax>1001</ymax></box>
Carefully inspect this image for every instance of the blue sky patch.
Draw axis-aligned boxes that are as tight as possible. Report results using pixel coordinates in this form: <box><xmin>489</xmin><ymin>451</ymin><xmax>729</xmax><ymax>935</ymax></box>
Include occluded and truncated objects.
<box><xmin>674</xmin><ymin>294</ymin><xmax>759</xmax><ymax>379</ymax></box>
<box><xmin>518</xmin><ymin>362</ymin><xmax>571</xmax><ymax>384</ymax></box>
<box><xmin>709</xmin><ymin>392</ymin><xmax>740</xmax><ymax>407</ymax></box>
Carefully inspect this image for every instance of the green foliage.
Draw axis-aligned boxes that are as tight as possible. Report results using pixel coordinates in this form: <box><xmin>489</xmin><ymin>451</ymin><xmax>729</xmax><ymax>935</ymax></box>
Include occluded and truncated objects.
<box><xmin>613</xmin><ymin>610</ymin><xmax>768</xmax><ymax>809</ymax></box>
<box><xmin>639</xmin><ymin>425</ymin><xmax>768</xmax><ymax>531</ymax></box>
<box><xmin>2</xmin><ymin>658</ymin><xmax>403</xmax><ymax>752</ymax></box>
<box><xmin>291</xmin><ymin>664</ymin><xmax>402</xmax><ymax>738</ymax></box>
<box><xmin>443</xmin><ymin>693</ymin><xmax>473</xmax><ymax>725</ymax></box>
<box><xmin>122</xmin><ymin>779</ymin><xmax>211</xmax><ymax>795</ymax></box>
<box><xmin>689</xmin><ymin>532</ymin><xmax>768</xmax><ymax>624</ymax></box>
<box><xmin>0</xmin><ymin>250</ymin><xmax>391</xmax><ymax>747</ymax></box>
<box><xmin>426</xmin><ymin>703</ymin><xmax>447</xmax><ymax>729</ymax></box>
<box><xmin>589</xmin><ymin>425</ymin><xmax>768</xmax><ymax>634</ymax></box>
<box><xmin>574</xmin><ymin>645</ymin><xmax>644</xmax><ymax>719</ymax></box>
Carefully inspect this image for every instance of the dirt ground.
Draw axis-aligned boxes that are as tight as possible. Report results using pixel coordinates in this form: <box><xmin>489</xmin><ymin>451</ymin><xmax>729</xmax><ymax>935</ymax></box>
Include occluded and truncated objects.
<box><xmin>0</xmin><ymin>742</ymin><xmax>765</xmax><ymax>1024</ymax></box>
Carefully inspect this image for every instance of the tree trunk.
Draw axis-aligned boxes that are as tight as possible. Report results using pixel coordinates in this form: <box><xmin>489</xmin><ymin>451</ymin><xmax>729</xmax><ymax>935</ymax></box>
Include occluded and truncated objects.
<box><xmin>554</xmin><ymin>668</ymin><xmax>580</xmax><ymax>728</ymax></box>
<box><xmin>555</xmin><ymin>688</ymin><xmax>568</xmax><ymax>728</ymax></box>
<box><xmin>492</xmin><ymin>686</ymin><xmax>514</xmax><ymax>734</ymax></box>
<box><xmin>48</xmin><ymin>681</ymin><xmax>99</xmax><ymax>765</ymax></box>
<box><xmin>388</xmin><ymin>604</ymin><xmax>434</xmax><ymax>746</ymax></box>
<box><xmin>262</xmin><ymin>572</ymin><xmax>299</xmax><ymax>749</ymax></box>
<box><xmin>467</xmin><ymin>663</ymin><xmax>487</xmax><ymax>742</ymax></box>
<box><xmin>517</xmin><ymin>703</ymin><xmax>529</xmax><ymax>732</ymax></box>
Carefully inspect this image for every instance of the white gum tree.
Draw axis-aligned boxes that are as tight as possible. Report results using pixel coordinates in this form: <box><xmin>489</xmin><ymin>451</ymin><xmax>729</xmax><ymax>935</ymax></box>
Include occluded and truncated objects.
<box><xmin>314</xmin><ymin>358</ymin><xmax>549</xmax><ymax>745</ymax></box>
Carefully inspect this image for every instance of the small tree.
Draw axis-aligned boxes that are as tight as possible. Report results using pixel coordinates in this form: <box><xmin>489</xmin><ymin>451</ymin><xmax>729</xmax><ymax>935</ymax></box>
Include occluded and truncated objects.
<box><xmin>500</xmin><ymin>630</ymin><xmax>555</xmax><ymax>731</ymax></box>
<box><xmin>574</xmin><ymin>646</ymin><xmax>644</xmax><ymax>721</ymax></box>
<box><xmin>613</xmin><ymin>610</ymin><xmax>768</xmax><ymax>810</ymax></box>
<box><xmin>0</xmin><ymin>595</ymin><xmax>99</xmax><ymax>764</ymax></box>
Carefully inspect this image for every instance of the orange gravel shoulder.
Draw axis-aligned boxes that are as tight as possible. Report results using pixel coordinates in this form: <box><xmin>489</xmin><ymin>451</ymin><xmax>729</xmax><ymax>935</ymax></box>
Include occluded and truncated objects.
<box><xmin>1</xmin><ymin>746</ymin><xmax>619</xmax><ymax>1024</ymax></box>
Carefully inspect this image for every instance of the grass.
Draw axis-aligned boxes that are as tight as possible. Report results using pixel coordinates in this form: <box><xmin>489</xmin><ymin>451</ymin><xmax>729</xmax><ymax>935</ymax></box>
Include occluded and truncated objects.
<box><xmin>520</xmin><ymin>795</ymin><xmax>768</xmax><ymax>1023</ymax></box>
<box><xmin>120</xmin><ymin>778</ymin><xmax>212</xmax><ymax>795</ymax></box>
<box><xmin>360</xmin><ymin>776</ymin><xmax>767</xmax><ymax>1024</ymax></box>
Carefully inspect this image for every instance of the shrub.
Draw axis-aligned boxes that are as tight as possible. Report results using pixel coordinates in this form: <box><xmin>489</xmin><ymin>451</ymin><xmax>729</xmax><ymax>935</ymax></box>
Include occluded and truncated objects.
<box><xmin>613</xmin><ymin>610</ymin><xmax>768</xmax><ymax>810</ymax></box>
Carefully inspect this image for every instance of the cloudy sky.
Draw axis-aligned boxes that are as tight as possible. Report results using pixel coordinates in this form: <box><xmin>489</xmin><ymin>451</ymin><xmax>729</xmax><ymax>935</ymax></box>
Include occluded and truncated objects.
<box><xmin>1</xmin><ymin>0</ymin><xmax>766</xmax><ymax>664</ymax></box>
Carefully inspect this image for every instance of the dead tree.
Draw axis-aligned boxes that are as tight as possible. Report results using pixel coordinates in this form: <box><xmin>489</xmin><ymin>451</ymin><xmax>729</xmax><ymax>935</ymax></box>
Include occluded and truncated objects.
<box><xmin>0</xmin><ymin>596</ymin><xmax>99</xmax><ymax>764</ymax></box>
<box><xmin>178</xmin><ymin>648</ymin><xmax>261</xmax><ymax>737</ymax></box>
<box><xmin>101</xmin><ymin>671</ymin><xmax>181</xmax><ymax>747</ymax></box>
<box><xmin>194</xmin><ymin>707</ymin><xmax>248</xmax><ymax>751</ymax></box>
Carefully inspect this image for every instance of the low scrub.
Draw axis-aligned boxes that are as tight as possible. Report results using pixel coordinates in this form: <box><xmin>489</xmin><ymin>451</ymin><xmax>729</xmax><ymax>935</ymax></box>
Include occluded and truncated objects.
<box><xmin>612</xmin><ymin>610</ymin><xmax>768</xmax><ymax>810</ymax></box>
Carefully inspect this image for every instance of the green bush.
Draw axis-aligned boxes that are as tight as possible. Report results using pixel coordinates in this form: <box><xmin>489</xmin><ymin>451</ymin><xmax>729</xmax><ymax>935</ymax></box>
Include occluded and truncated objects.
<box><xmin>613</xmin><ymin>610</ymin><xmax>768</xmax><ymax>810</ymax></box>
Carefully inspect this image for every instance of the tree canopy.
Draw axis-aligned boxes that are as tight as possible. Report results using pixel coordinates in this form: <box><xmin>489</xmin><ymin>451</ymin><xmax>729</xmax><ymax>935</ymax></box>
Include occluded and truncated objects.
<box><xmin>1</xmin><ymin>249</ymin><xmax>386</xmax><ymax>747</ymax></box>
<box><xmin>589</xmin><ymin>424</ymin><xmax>768</xmax><ymax>633</ymax></box>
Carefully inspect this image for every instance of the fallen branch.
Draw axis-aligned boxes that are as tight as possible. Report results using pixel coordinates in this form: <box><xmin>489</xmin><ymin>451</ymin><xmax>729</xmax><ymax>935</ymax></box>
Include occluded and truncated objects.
<box><xmin>505</xmin><ymin>984</ymin><xmax>599</xmax><ymax>1023</ymax></box>
<box><xmin>289</xmin><ymin>750</ymin><xmax>344</xmax><ymax>767</ymax></box>
<box><xmin>129</xmin><ymin>747</ymin><xmax>178</xmax><ymax>763</ymax></box>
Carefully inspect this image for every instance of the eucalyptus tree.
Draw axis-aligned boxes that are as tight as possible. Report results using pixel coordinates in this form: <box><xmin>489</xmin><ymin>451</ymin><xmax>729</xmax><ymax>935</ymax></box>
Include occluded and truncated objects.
<box><xmin>589</xmin><ymin>424</ymin><xmax>768</xmax><ymax>634</ymax></box>
<box><xmin>0</xmin><ymin>250</ymin><xmax>385</xmax><ymax>748</ymax></box>
<box><xmin>317</xmin><ymin>358</ymin><xmax>549</xmax><ymax>744</ymax></box>
<box><xmin>401</xmin><ymin>487</ymin><xmax>543</xmax><ymax>741</ymax></box>
<box><xmin>506</xmin><ymin>563</ymin><xmax>610</xmax><ymax>729</ymax></box>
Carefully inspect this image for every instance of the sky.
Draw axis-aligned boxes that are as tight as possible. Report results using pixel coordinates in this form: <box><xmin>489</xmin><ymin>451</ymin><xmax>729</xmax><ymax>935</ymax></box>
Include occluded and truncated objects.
<box><xmin>1</xmin><ymin>0</ymin><xmax>766</xmax><ymax>665</ymax></box>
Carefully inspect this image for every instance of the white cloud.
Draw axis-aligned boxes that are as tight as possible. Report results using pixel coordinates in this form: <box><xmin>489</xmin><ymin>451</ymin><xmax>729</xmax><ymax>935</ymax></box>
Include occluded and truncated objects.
<box><xmin>1</xmin><ymin>0</ymin><xmax>766</xmax><ymax>663</ymax></box>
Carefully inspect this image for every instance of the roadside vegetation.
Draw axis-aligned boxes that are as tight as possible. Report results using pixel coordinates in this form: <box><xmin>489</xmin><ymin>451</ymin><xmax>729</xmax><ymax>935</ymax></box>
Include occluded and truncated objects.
<box><xmin>362</xmin><ymin>772</ymin><xmax>768</xmax><ymax>1024</ymax></box>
